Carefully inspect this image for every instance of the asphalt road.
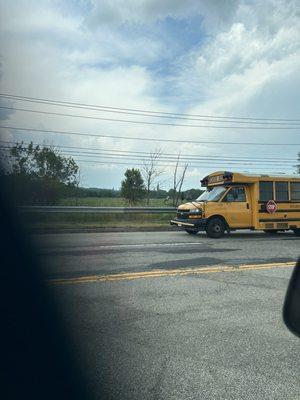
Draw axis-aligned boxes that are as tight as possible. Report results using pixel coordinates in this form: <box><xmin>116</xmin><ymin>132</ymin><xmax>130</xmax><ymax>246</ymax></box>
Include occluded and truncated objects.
<box><xmin>35</xmin><ymin>230</ymin><xmax>300</xmax><ymax>279</ymax></box>
<box><xmin>33</xmin><ymin>230</ymin><xmax>300</xmax><ymax>399</ymax></box>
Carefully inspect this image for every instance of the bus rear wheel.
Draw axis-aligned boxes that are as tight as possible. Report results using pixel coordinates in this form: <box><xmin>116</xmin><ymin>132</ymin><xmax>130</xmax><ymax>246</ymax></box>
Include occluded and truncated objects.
<box><xmin>185</xmin><ymin>229</ymin><xmax>199</xmax><ymax>235</ymax></box>
<box><xmin>263</xmin><ymin>230</ymin><xmax>278</xmax><ymax>235</ymax></box>
<box><xmin>206</xmin><ymin>217</ymin><xmax>225</xmax><ymax>239</ymax></box>
<box><xmin>293</xmin><ymin>228</ymin><xmax>300</xmax><ymax>236</ymax></box>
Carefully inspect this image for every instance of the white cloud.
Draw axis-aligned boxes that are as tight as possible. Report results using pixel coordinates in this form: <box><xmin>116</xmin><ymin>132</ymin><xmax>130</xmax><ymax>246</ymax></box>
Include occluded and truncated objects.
<box><xmin>174</xmin><ymin>0</ymin><xmax>300</xmax><ymax>118</ymax></box>
<box><xmin>0</xmin><ymin>0</ymin><xmax>299</xmax><ymax>188</ymax></box>
<box><xmin>86</xmin><ymin>0</ymin><xmax>239</xmax><ymax>28</ymax></box>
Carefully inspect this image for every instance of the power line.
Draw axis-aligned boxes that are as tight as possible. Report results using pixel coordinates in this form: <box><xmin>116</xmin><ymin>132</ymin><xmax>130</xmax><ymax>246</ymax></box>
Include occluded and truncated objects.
<box><xmin>1</xmin><ymin>105</ymin><xmax>300</xmax><ymax>130</ymax></box>
<box><xmin>1</xmin><ymin>125</ymin><xmax>299</xmax><ymax>146</ymax></box>
<box><xmin>5</xmin><ymin>139</ymin><xmax>291</xmax><ymax>160</ymax></box>
<box><xmin>1</xmin><ymin>146</ymin><xmax>295</xmax><ymax>167</ymax></box>
<box><xmin>68</xmin><ymin>158</ymin><xmax>294</xmax><ymax>172</ymax></box>
<box><xmin>0</xmin><ymin>140</ymin><xmax>296</xmax><ymax>165</ymax></box>
<box><xmin>0</xmin><ymin>93</ymin><xmax>299</xmax><ymax>127</ymax></box>
<box><xmin>4</xmin><ymin>148</ymin><xmax>284</xmax><ymax>171</ymax></box>
<box><xmin>20</xmin><ymin>143</ymin><xmax>297</xmax><ymax>161</ymax></box>
<box><xmin>1</xmin><ymin>93</ymin><xmax>300</xmax><ymax>123</ymax></box>
<box><xmin>1</xmin><ymin>145</ymin><xmax>294</xmax><ymax>172</ymax></box>
<box><xmin>1</xmin><ymin>143</ymin><xmax>296</xmax><ymax>169</ymax></box>
<box><xmin>0</xmin><ymin>141</ymin><xmax>293</xmax><ymax>162</ymax></box>
<box><xmin>43</xmin><ymin>152</ymin><xmax>298</xmax><ymax>166</ymax></box>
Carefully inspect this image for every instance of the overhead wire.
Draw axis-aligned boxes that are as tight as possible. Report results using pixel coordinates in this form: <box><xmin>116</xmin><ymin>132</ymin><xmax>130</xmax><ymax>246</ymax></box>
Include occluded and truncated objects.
<box><xmin>1</xmin><ymin>93</ymin><xmax>300</xmax><ymax>122</ymax></box>
<box><xmin>0</xmin><ymin>94</ymin><xmax>299</xmax><ymax>126</ymax></box>
<box><xmin>1</xmin><ymin>152</ymin><xmax>292</xmax><ymax>171</ymax></box>
<box><xmin>1</xmin><ymin>125</ymin><xmax>299</xmax><ymax>146</ymax></box>
<box><xmin>0</xmin><ymin>140</ymin><xmax>296</xmax><ymax>165</ymax></box>
<box><xmin>3</xmin><ymin>139</ymin><xmax>292</xmax><ymax>160</ymax></box>
<box><xmin>0</xmin><ymin>145</ymin><xmax>296</xmax><ymax>169</ymax></box>
<box><xmin>1</xmin><ymin>105</ymin><xmax>300</xmax><ymax>130</ymax></box>
<box><xmin>60</xmin><ymin>159</ymin><xmax>295</xmax><ymax>171</ymax></box>
<box><xmin>0</xmin><ymin>94</ymin><xmax>297</xmax><ymax>177</ymax></box>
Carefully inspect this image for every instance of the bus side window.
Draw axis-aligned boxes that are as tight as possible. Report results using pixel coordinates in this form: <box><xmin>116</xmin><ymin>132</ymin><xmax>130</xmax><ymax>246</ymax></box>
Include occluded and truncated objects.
<box><xmin>223</xmin><ymin>187</ymin><xmax>246</xmax><ymax>202</ymax></box>
<box><xmin>259</xmin><ymin>181</ymin><xmax>274</xmax><ymax>201</ymax></box>
<box><xmin>291</xmin><ymin>182</ymin><xmax>300</xmax><ymax>200</ymax></box>
<box><xmin>275</xmin><ymin>182</ymin><xmax>288</xmax><ymax>201</ymax></box>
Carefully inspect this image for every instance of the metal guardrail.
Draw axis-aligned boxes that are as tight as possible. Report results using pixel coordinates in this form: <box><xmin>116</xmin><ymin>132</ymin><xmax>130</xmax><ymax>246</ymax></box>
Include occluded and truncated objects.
<box><xmin>19</xmin><ymin>206</ymin><xmax>176</xmax><ymax>214</ymax></box>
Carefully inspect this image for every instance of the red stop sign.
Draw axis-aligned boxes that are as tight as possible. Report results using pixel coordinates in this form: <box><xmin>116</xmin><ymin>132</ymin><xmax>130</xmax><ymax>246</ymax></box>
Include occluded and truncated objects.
<box><xmin>266</xmin><ymin>200</ymin><xmax>277</xmax><ymax>214</ymax></box>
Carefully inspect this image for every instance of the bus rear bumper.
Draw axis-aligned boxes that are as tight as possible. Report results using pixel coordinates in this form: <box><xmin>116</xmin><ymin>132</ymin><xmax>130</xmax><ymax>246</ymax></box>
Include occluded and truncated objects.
<box><xmin>170</xmin><ymin>218</ymin><xmax>208</xmax><ymax>231</ymax></box>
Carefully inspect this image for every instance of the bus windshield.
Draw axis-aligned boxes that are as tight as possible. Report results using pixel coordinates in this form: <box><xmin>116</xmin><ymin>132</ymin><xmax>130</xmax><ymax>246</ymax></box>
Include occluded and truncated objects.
<box><xmin>196</xmin><ymin>186</ymin><xmax>227</xmax><ymax>202</ymax></box>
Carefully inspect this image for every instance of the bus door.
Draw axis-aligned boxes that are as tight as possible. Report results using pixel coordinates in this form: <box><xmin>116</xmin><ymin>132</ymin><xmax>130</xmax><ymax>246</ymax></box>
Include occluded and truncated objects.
<box><xmin>221</xmin><ymin>186</ymin><xmax>252</xmax><ymax>228</ymax></box>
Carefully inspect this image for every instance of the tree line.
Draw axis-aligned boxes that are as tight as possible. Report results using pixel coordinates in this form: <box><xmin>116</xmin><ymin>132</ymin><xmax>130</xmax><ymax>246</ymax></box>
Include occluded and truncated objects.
<box><xmin>0</xmin><ymin>142</ymin><xmax>203</xmax><ymax>206</ymax></box>
<box><xmin>1</xmin><ymin>142</ymin><xmax>79</xmax><ymax>205</ymax></box>
<box><xmin>4</xmin><ymin>141</ymin><xmax>298</xmax><ymax>206</ymax></box>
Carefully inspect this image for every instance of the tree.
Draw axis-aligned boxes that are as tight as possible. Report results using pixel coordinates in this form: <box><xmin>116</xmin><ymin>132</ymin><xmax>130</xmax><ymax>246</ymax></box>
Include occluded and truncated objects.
<box><xmin>297</xmin><ymin>152</ymin><xmax>300</xmax><ymax>173</ymax></box>
<box><xmin>3</xmin><ymin>141</ymin><xmax>79</xmax><ymax>205</ymax></box>
<box><xmin>171</xmin><ymin>154</ymin><xmax>188</xmax><ymax>207</ymax></box>
<box><xmin>184</xmin><ymin>188</ymin><xmax>203</xmax><ymax>201</ymax></box>
<box><xmin>9</xmin><ymin>142</ymin><xmax>79</xmax><ymax>184</ymax></box>
<box><xmin>141</xmin><ymin>149</ymin><xmax>164</xmax><ymax>205</ymax></box>
<box><xmin>121</xmin><ymin>168</ymin><xmax>146</xmax><ymax>204</ymax></box>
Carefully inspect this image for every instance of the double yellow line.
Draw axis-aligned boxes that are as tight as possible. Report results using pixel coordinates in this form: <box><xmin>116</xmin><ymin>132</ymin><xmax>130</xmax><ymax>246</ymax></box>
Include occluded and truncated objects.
<box><xmin>48</xmin><ymin>261</ymin><xmax>294</xmax><ymax>285</ymax></box>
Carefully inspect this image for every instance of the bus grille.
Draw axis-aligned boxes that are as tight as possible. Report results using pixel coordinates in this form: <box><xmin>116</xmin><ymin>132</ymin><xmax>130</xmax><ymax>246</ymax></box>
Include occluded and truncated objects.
<box><xmin>177</xmin><ymin>210</ymin><xmax>190</xmax><ymax>219</ymax></box>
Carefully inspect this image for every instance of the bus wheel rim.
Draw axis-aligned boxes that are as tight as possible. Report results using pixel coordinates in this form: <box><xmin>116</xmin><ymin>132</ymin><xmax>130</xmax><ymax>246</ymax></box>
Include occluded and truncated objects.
<box><xmin>214</xmin><ymin>224</ymin><xmax>221</xmax><ymax>232</ymax></box>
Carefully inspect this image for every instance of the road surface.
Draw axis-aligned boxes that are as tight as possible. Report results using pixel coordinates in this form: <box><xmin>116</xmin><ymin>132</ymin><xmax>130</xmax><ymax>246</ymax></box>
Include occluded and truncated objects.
<box><xmin>34</xmin><ymin>230</ymin><xmax>299</xmax><ymax>279</ymax></box>
<box><xmin>33</xmin><ymin>230</ymin><xmax>300</xmax><ymax>399</ymax></box>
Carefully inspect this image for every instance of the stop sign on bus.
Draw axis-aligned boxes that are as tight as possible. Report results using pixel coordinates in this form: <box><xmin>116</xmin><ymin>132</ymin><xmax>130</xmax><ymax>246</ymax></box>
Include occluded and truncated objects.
<box><xmin>266</xmin><ymin>200</ymin><xmax>277</xmax><ymax>214</ymax></box>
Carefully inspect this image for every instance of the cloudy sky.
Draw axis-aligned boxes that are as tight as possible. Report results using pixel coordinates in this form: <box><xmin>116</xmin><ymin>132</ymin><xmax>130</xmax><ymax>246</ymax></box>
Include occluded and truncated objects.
<box><xmin>0</xmin><ymin>0</ymin><xmax>300</xmax><ymax>189</ymax></box>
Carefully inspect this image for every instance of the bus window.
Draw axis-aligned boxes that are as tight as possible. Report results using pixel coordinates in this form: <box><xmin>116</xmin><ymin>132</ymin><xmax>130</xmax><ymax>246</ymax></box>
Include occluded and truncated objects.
<box><xmin>196</xmin><ymin>186</ymin><xmax>227</xmax><ymax>202</ymax></box>
<box><xmin>291</xmin><ymin>182</ymin><xmax>300</xmax><ymax>200</ymax></box>
<box><xmin>223</xmin><ymin>187</ymin><xmax>246</xmax><ymax>202</ymax></box>
<box><xmin>275</xmin><ymin>182</ymin><xmax>288</xmax><ymax>201</ymax></box>
<box><xmin>259</xmin><ymin>181</ymin><xmax>273</xmax><ymax>201</ymax></box>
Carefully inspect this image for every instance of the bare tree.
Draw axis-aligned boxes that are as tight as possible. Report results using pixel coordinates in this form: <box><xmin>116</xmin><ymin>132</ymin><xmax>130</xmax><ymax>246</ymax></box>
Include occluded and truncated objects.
<box><xmin>142</xmin><ymin>148</ymin><xmax>164</xmax><ymax>205</ymax></box>
<box><xmin>172</xmin><ymin>153</ymin><xmax>188</xmax><ymax>207</ymax></box>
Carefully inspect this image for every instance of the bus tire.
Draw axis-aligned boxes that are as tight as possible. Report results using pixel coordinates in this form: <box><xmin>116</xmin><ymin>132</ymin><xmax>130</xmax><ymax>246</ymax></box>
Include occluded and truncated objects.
<box><xmin>263</xmin><ymin>230</ymin><xmax>278</xmax><ymax>235</ymax></box>
<box><xmin>206</xmin><ymin>217</ymin><xmax>225</xmax><ymax>239</ymax></box>
<box><xmin>185</xmin><ymin>229</ymin><xmax>198</xmax><ymax>235</ymax></box>
<box><xmin>293</xmin><ymin>228</ymin><xmax>300</xmax><ymax>236</ymax></box>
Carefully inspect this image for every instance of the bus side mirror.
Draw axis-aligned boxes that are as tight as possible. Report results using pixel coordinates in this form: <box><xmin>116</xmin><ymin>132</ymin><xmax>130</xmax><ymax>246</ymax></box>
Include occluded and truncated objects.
<box><xmin>283</xmin><ymin>258</ymin><xmax>300</xmax><ymax>338</ymax></box>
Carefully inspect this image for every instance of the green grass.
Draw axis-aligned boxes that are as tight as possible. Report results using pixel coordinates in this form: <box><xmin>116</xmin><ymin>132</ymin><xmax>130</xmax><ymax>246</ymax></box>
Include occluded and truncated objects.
<box><xmin>57</xmin><ymin>197</ymin><xmax>171</xmax><ymax>207</ymax></box>
<box><xmin>22</xmin><ymin>212</ymin><xmax>174</xmax><ymax>231</ymax></box>
<box><xmin>24</xmin><ymin>197</ymin><xmax>176</xmax><ymax>231</ymax></box>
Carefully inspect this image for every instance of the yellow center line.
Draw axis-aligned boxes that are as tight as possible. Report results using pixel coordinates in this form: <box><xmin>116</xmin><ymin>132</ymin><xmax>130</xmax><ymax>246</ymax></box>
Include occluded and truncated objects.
<box><xmin>47</xmin><ymin>261</ymin><xmax>295</xmax><ymax>285</ymax></box>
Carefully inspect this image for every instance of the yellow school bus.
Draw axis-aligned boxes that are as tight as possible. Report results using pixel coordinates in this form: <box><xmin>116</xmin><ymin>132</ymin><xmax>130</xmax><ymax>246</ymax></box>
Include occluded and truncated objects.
<box><xmin>170</xmin><ymin>171</ymin><xmax>300</xmax><ymax>238</ymax></box>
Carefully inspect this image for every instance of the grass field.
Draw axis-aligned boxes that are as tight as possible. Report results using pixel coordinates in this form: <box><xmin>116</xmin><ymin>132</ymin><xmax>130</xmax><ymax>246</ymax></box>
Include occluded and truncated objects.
<box><xmin>23</xmin><ymin>212</ymin><xmax>173</xmax><ymax>231</ymax></box>
<box><xmin>24</xmin><ymin>197</ymin><xmax>177</xmax><ymax>231</ymax></box>
<box><xmin>58</xmin><ymin>197</ymin><xmax>171</xmax><ymax>207</ymax></box>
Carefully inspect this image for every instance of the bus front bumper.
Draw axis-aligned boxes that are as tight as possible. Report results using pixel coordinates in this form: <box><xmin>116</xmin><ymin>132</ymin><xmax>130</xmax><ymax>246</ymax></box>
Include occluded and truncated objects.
<box><xmin>170</xmin><ymin>218</ymin><xmax>208</xmax><ymax>231</ymax></box>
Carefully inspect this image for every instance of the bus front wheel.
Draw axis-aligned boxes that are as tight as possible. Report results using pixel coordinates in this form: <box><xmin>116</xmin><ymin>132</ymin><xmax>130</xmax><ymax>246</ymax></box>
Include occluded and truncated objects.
<box><xmin>206</xmin><ymin>217</ymin><xmax>225</xmax><ymax>239</ymax></box>
<box><xmin>293</xmin><ymin>228</ymin><xmax>300</xmax><ymax>236</ymax></box>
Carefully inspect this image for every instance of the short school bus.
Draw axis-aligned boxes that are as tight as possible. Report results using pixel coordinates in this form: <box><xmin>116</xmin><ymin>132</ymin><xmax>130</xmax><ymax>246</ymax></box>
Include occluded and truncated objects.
<box><xmin>170</xmin><ymin>171</ymin><xmax>300</xmax><ymax>238</ymax></box>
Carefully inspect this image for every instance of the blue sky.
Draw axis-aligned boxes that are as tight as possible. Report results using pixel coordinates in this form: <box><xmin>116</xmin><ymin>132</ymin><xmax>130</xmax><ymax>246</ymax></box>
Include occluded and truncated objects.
<box><xmin>0</xmin><ymin>0</ymin><xmax>300</xmax><ymax>189</ymax></box>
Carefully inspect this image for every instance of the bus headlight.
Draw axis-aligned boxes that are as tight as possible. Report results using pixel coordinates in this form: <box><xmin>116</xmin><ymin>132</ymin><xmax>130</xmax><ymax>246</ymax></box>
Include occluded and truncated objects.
<box><xmin>189</xmin><ymin>209</ymin><xmax>202</xmax><ymax>218</ymax></box>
